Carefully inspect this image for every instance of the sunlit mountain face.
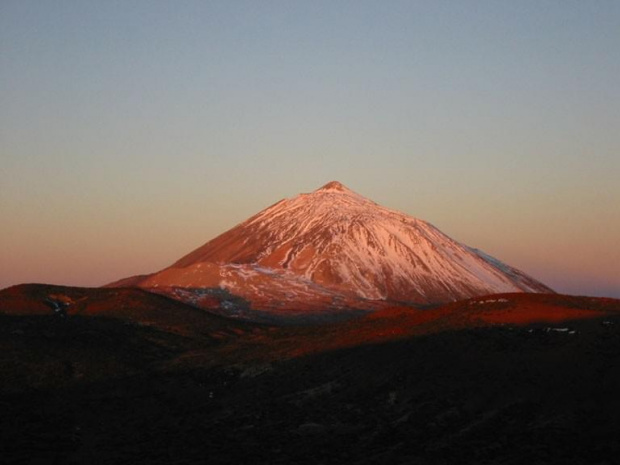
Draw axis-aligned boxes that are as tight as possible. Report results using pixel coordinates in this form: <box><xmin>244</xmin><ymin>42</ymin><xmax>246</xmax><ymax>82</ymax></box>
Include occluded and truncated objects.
<box><xmin>110</xmin><ymin>181</ymin><xmax>551</xmax><ymax>318</ymax></box>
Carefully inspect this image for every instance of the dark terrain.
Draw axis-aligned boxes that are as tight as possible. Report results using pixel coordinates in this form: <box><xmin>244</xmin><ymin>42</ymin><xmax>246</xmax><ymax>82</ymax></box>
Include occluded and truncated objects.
<box><xmin>1</xmin><ymin>284</ymin><xmax>619</xmax><ymax>464</ymax></box>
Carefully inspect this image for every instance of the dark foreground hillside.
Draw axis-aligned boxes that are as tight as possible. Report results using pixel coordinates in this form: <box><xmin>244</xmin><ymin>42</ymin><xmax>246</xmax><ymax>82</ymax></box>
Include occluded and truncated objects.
<box><xmin>1</xmin><ymin>286</ymin><xmax>620</xmax><ymax>464</ymax></box>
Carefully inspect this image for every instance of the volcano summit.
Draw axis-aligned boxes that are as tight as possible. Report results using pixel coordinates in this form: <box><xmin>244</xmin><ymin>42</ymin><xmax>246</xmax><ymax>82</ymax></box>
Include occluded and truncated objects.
<box><xmin>113</xmin><ymin>182</ymin><xmax>552</xmax><ymax>313</ymax></box>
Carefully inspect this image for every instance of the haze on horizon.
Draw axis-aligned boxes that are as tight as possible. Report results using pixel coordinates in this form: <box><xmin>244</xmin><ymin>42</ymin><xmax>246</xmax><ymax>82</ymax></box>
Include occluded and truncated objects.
<box><xmin>1</xmin><ymin>1</ymin><xmax>619</xmax><ymax>298</ymax></box>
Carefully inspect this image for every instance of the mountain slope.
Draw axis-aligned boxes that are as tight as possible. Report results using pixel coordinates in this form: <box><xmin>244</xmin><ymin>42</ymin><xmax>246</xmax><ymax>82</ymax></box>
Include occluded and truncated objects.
<box><xmin>125</xmin><ymin>181</ymin><xmax>552</xmax><ymax>310</ymax></box>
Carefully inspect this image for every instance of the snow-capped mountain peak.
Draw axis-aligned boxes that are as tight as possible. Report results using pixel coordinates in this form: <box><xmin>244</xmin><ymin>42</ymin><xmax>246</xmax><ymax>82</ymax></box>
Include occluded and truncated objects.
<box><xmin>126</xmin><ymin>182</ymin><xmax>552</xmax><ymax>311</ymax></box>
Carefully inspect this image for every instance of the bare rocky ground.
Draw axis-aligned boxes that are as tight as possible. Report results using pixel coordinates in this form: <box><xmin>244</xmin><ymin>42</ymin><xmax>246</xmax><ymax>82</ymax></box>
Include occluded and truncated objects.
<box><xmin>1</xmin><ymin>286</ymin><xmax>619</xmax><ymax>464</ymax></box>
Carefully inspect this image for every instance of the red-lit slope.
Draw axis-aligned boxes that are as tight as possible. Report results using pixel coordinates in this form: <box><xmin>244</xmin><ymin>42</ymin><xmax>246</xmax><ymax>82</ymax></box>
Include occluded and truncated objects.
<box><xmin>240</xmin><ymin>293</ymin><xmax>620</xmax><ymax>361</ymax></box>
<box><xmin>2</xmin><ymin>284</ymin><xmax>617</xmax><ymax>367</ymax></box>
<box><xmin>0</xmin><ymin>284</ymin><xmax>262</xmax><ymax>339</ymax></box>
<box><xmin>121</xmin><ymin>181</ymin><xmax>551</xmax><ymax>312</ymax></box>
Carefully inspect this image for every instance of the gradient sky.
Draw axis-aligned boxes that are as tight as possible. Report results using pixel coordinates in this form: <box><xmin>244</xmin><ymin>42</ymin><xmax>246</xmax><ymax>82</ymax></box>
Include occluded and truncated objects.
<box><xmin>1</xmin><ymin>0</ymin><xmax>619</xmax><ymax>298</ymax></box>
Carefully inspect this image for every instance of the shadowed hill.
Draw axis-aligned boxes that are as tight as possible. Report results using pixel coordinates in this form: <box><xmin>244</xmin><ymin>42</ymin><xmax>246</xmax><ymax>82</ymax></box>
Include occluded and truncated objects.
<box><xmin>1</xmin><ymin>288</ymin><xmax>619</xmax><ymax>464</ymax></box>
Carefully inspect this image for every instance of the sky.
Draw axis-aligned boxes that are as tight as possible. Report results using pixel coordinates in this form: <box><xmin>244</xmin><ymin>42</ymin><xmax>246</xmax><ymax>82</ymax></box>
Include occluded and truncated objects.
<box><xmin>1</xmin><ymin>0</ymin><xmax>619</xmax><ymax>298</ymax></box>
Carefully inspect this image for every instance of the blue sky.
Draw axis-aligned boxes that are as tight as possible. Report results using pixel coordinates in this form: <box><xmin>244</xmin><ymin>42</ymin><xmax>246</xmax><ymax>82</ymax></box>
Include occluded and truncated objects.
<box><xmin>1</xmin><ymin>1</ymin><xmax>619</xmax><ymax>297</ymax></box>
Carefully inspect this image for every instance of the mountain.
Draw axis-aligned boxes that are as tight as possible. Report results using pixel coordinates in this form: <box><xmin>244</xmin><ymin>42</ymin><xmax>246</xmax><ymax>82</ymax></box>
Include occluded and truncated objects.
<box><xmin>113</xmin><ymin>181</ymin><xmax>552</xmax><ymax>313</ymax></box>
